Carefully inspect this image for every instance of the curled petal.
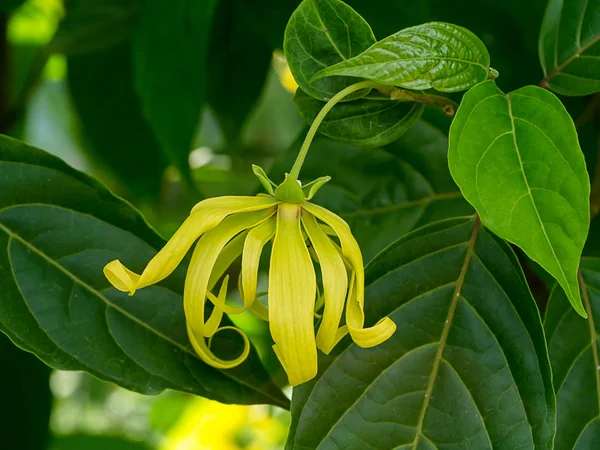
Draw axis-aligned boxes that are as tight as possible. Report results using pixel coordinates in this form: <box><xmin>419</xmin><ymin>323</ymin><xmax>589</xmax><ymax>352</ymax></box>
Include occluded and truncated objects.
<box><xmin>103</xmin><ymin>260</ymin><xmax>140</xmax><ymax>294</ymax></box>
<box><xmin>269</xmin><ymin>203</ymin><xmax>318</xmax><ymax>386</ymax></box>
<box><xmin>188</xmin><ymin>325</ymin><xmax>250</xmax><ymax>370</ymax></box>
<box><xmin>104</xmin><ymin>196</ymin><xmax>278</xmax><ymax>294</ymax></box>
<box><xmin>302</xmin><ymin>202</ymin><xmax>396</xmax><ymax>347</ymax></box>
<box><xmin>184</xmin><ymin>208</ymin><xmax>275</xmax><ymax>368</ymax></box>
<box><xmin>302</xmin><ymin>211</ymin><xmax>348</xmax><ymax>354</ymax></box>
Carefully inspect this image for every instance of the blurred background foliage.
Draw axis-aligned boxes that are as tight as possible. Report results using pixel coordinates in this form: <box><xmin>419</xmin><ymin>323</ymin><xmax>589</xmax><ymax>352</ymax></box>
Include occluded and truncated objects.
<box><xmin>0</xmin><ymin>0</ymin><xmax>596</xmax><ymax>448</ymax></box>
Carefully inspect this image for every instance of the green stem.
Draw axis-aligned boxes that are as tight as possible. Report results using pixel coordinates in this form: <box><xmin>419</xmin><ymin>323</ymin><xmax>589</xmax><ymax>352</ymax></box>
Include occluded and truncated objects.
<box><xmin>289</xmin><ymin>80</ymin><xmax>379</xmax><ymax>179</ymax></box>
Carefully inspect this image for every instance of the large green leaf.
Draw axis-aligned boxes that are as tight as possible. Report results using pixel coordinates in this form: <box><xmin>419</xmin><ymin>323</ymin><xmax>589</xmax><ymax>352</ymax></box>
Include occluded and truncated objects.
<box><xmin>51</xmin><ymin>0</ymin><xmax>141</xmax><ymax>55</ymax></box>
<box><xmin>293</xmin><ymin>88</ymin><xmax>424</xmax><ymax>148</ymax></box>
<box><xmin>313</xmin><ymin>22</ymin><xmax>493</xmax><ymax>93</ymax></box>
<box><xmin>0</xmin><ymin>135</ymin><xmax>289</xmax><ymax>408</ymax></box>
<box><xmin>207</xmin><ymin>0</ymin><xmax>273</xmax><ymax>143</ymax></box>
<box><xmin>67</xmin><ymin>41</ymin><xmax>168</xmax><ymax>198</ymax></box>
<box><xmin>544</xmin><ymin>258</ymin><xmax>600</xmax><ymax>449</ymax></box>
<box><xmin>1</xmin><ymin>333</ymin><xmax>51</xmax><ymax>450</ymax></box>
<box><xmin>283</xmin><ymin>0</ymin><xmax>376</xmax><ymax>101</ymax></box>
<box><xmin>448</xmin><ymin>80</ymin><xmax>590</xmax><ymax>316</ymax></box>
<box><xmin>133</xmin><ymin>0</ymin><xmax>217</xmax><ymax>180</ymax></box>
<box><xmin>271</xmin><ymin>120</ymin><xmax>472</xmax><ymax>260</ymax></box>
<box><xmin>287</xmin><ymin>217</ymin><xmax>555</xmax><ymax>449</ymax></box>
<box><xmin>539</xmin><ymin>0</ymin><xmax>600</xmax><ymax>96</ymax></box>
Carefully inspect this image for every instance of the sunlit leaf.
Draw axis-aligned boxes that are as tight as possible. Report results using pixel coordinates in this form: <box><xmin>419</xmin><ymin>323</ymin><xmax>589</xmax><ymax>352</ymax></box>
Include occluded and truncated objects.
<box><xmin>448</xmin><ymin>80</ymin><xmax>590</xmax><ymax>316</ymax></box>
<box><xmin>314</xmin><ymin>22</ymin><xmax>493</xmax><ymax>93</ymax></box>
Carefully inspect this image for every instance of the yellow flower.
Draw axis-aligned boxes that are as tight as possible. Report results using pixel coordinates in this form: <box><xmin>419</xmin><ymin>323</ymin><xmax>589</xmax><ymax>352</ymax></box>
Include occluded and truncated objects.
<box><xmin>103</xmin><ymin>167</ymin><xmax>396</xmax><ymax>386</ymax></box>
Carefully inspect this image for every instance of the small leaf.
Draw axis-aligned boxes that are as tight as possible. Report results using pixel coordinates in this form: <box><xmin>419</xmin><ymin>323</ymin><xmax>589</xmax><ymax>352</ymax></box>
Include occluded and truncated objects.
<box><xmin>544</xmin><ymin>259</ymin><xmax>600</xmax><ymax>449</ymax></box>
<box><xmin>287</xmin><ymin>218</ymin><xmax>555</xmax><ymax>449</ymax></box>
<box><xmin>133</xmin><ymin>0</ymin><xmax>217</xmax><ymax>181</ymax></box>
<box><xmin>0</xmin><ymin>135</ymin><xmax>289</xmax><ymax>408</ymax></box>
<box><xmin>313</xmin><ymin>22</ymin><xmax>492</xmax><ymax>93</ymax></box>
<box><xmin>539</xmin><ymin>0</ymin><xmax>600</xmax><ymax>96</ymax></box>
<box><xmin>448</xmin><ymin>81</ymin><xmax>590</xmax><ymax>316</ymax></box>
<box><xmin>293</xmin><ymin>88</ymin><xmax>424</xmax><ymax>148</ymax></box>
<box><xmin>283</xmin><ymin>0</ymin><xmax>376</xmax><ymax>100</ymax></box>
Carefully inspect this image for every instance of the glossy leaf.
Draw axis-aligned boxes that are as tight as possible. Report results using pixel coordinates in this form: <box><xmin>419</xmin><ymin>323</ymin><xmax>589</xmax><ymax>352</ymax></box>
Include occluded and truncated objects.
<box><xmin>207</xmin><ymin>0</ymin><xmax>273</xmax><ymax>142</ymax></box>
<box><xmin>544</xmin><ymin>258</ymin><xmax>600</xmax><ymax>449</ymax></box>
<box><xmin>287</xmin><ymin>218</ymin><xmax>555</xmax><ymax>449</ymax></box>
<box><xmin>539</xmin><ymin>0</ymin><xmax>600</xmax><ymax>96</ymax></box>
<box><xmin>67</xmin><ymin>41</ymin><xmax>168</xmax><ymax>198</ymax></box>
<box><xmin>448</xmin><ymin>81</ymin><xmax>590</xmax><ymax>316</ymax></box>
<box><xmin>293</xmin><ymin>88</ymin><xmax>424</xmax><ymax>148</ymax></box>
<box><xmin>0</xmin><ymin>135</ymin><xmax>289</xmax><ymax>408</ymax></box>
<box><xmin>51</xmin><ymin>0</ymin><xmax>141</xmax><ymax>55</ymax></box>
<box><xmin>270</xmin><ymin>120</ymin><xmax>473</xmax><ymax>260</ymax></box>
<box><xmin>283</xmin><ymin>0</ymin><xmax>376</xmax><ymax>101</ymax></box>
<box><xmin>313</xmin><ymin>22</ymin><xmax>493</xmax><ymax>93</ymax></box>
<box><xmin>133</xmin><ymin>0</ymin><xmax>217</xmax><ymax>180</ymax></box>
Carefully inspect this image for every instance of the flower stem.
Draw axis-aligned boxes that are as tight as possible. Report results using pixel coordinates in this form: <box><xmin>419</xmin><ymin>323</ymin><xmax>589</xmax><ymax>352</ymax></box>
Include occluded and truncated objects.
<box><xmin>289</xmin><ymin>80</ymin><xmax>379</xmax><ymax>180</ymax></box>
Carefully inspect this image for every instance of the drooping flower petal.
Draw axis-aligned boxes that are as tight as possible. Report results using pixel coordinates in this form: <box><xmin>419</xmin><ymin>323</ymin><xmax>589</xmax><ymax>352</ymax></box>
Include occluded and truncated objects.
<box><xmin>104</xmin><ymin>196</ymin><xmax>278</xmax><ymax>295</ymax></box>
<box><xmin>302</xmin><ymin>202</ymin><xmax>396</xmax><ymax>348</ymax></box>
<box><xmin>241</xmin><ymin>218</ymin><xmax>276</xmax><ymax>309</ymax></box>
<box><xmin>185</xmin><ymin>208</ymin><xmax>275</xmax><ymax>368</ymax></box>
<box><xmin>269</xmin><ymin>203</ymin><xmax>318</xmax><ymax>386</ymax></box>
<box><xmin>301</xmin><ymin>211</ymin><xmax>348</xmax><ymax>354</ymax></box>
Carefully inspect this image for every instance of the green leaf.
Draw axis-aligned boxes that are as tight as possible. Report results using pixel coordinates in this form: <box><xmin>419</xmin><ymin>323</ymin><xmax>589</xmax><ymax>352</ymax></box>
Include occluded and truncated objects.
<box><xmin>270</xmin><ymin>120</ymin><xmax>472</xmax><ymax>260</ymax></box>
<box><xmin>207</xmin><ymin>0</ymin><xmax>273</xmax><ymax>142</ymax></box>
<box><xmin>539</xmin><ymin>0</ymin><xmax>600</xmax><ymax>96</ymax></box>
<box><xmin>67</xmin><ymin>41</ymin><xmax>168</xmax><ymax>198</ymax></box>
<box><xmin>0</xmin><ymin>135</ymin><xmax>289</xmax><ymax>408</ymax></box>
<box><xmin>287</xmin><ymin>218</ymin><xmax>555</xmax><ymax>449</ymax></box>
<box><xmin>283</xmin><ymin>0</ymin><xmax>376</xmax><ymax>101</ymax></box>
<box><xmin>448</xmin><ymin>80</ymin><xmax>590</xmax><ymax>316</ymax></box>
<box><xmin>313</xmin><ymin>22</ymin><xmax>493</xmax><ymax>93</ymax></box>
<box><xmin>544</xmin><ymin>258</ymin><xmax>600</xmax><ymax>449</ymax></box>
<box><xmin>51</xmin><ymin>0</ymin><xmax>141</xmax><ymax>55</ymax></box>
<box><xmin>50</xmin><ymin>435</ymin><xmax>150</xmax><ymax>450</ymax></box>
<box><xmin>1</xmin><ymin>333</ymin><xmax>51</xmax><ymax>450</ymax></box>
<box><xmin>293</xmin><ymin>88</ymin><xmax>424</xmax><ymax>148</ymax></box>
<box><xmin>133</xmin><ymin>0</ymin><xmax>217</xmax><ymax>181</ymax></box>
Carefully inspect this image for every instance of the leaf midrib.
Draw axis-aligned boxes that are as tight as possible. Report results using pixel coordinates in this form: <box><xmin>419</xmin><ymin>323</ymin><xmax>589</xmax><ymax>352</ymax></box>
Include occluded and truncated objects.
<box><xmin>411</xmin><ymin>217</ymin><xmax>481</xmax><ymax>449</ymax></box>
<box><xmin>544</xmin><ymin>32</ymin><xmax>600</xmax><ymax>86</ymax></box>
<box><xmin>505</xmin><ymin>93</ymin><xmax>574</xmax><ymax>302</ymax></box>
<box><xmin>0</xmin><ymin>216</ymin><xmax>285</xmax><ymax>406</ymax></box>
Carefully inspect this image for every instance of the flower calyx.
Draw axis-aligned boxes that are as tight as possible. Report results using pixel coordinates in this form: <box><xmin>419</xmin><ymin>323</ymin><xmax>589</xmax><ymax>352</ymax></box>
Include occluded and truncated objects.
<box><xmin>252</xmin><ymin>164</ymin><xmax>331</xmax><ymax>203</ymax></box>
